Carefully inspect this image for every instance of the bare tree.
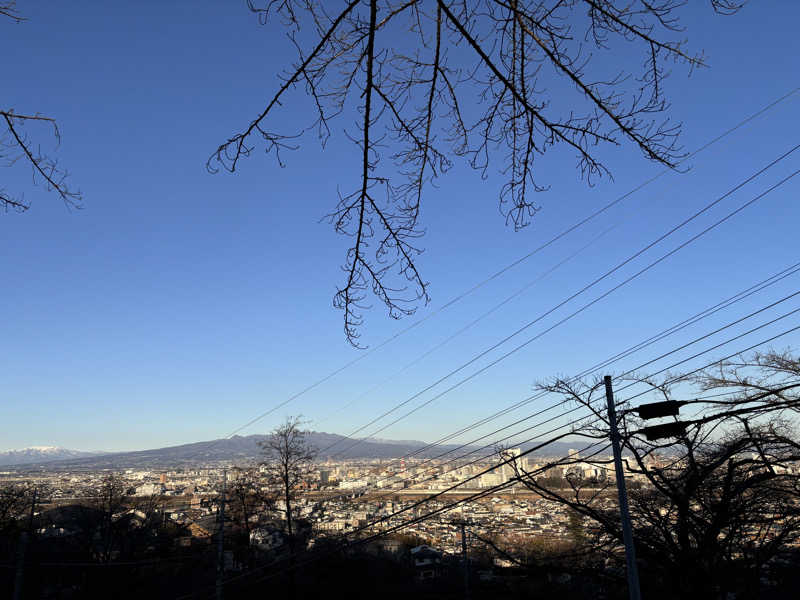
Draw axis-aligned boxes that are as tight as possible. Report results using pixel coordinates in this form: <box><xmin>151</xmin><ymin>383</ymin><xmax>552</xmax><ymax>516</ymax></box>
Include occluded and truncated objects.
<box><xmin>2</xmin><ymin>4</ymin><xmax>83</xmax><ymax>212</ymax></box>
<box><xmin>692</xmin><ymin>349</ymin><xmax>800</xmax><ymax>405</ymax></box>
<box><xmin>506</xmin><ymin>353</ymin><xmax>800</xmax><ymax>599</ymax></box>
<box><xmin>258</xmin><ymin>416</ymin><xmax>317</xmax><ymax>537</ymax></box>
<box><xmin>212</xmin><ymin>0</ymin><xmax>743</xmax><ymax>345</ymax></box>
<box><xmin>258</xmin><ymin>417</ymin><xmax>316</xmax><ymax>600</ymax></box>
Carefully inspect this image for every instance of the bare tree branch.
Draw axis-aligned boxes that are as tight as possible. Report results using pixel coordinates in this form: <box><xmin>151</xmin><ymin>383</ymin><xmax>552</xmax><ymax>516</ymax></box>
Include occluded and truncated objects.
<box><xmin>259</xmin><ymin>415</ymin><xmax>317</xmax><ymax>537</ymax></box>
<box><xmin>216</xmin><ymin>1</ymin><xmax>741</xmax><ymax>345</ymax></box>
<box><xmin>0</xmin><ymin>1</ymin><xmax>24</xmax><ymax>23</ymax></box>
<box><xmin>517</xmin><ymin>350</ymin><xmax>800</xmax><ymax>597</ymax></box>
<box><xmin>1</xmin><ymin>110</ymin><xmax>83</xmax><ymax>212</ymax></box>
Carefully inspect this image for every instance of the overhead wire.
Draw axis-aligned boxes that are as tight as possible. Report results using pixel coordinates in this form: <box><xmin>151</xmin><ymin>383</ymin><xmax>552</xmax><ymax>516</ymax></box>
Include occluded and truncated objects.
<box><xmin>208</xmin><ymin>87</ymin><xmax>800</xmax><ymax>445</ymax></box>
<box><xmin>182</xmin><ymin>436</ymin><xmax>610</xmax><ymax>600</ymax></box>
<box><xmin>290</xmin><ymin>300</ymin><xmax>800</xmax><ymax>515</ymax></box>
<box><xmin>328</xmin><ymin>157</ymin><xmax>800</xmax><ymax>457</ymax></box>
<box><xmin>311</xmin><ymin>223</ymin><xmax>619</xmax><ymax>428</ymax></box>
<box><xmin>48</xmin><ymin>88</ymin><xmax>800</xmax><ymax>486</ymax></box>
<box><xmin>359</xmin><ymin>261</ymin><xmax>800</xmax><ymax>465</ymax></box>
<box><xmin>311</xmin><ymin>291</ymin><xmax>800</xmax><ymax>512</ymax></box>
<box><xmin>76</xmin><ymin>258</ymin><xmax>800</xmax><ymax>480</ymax></box>
<box><xmin>185</xmin><ymin>279</ymin><xmax>800</xmax><ymax>599</ymax></box>
<box><xmin>37</xmin><ymin>90</ymin><xmax>794</xmax><ymax>477</ymax></box>
<box><xmin>181</xmin><ymin>317</ymin><xmax>800</xmax><ymax>598</ymax></box>
<box><xmin>29</xmin><ymin>262</ymin><xmax>800</xmax><ymax>490</ymax></box>
<box><xmin>117</xmin><ymin>258</ymin><xmax>795</xmax><ymax>484</ymax></box>
<box><xmin>617</xmin><ymin>323</ymin><xmax>800</xmax><ymax>406</ymax></box>
<box><xmin>185</xmin><ymin>439</ymin><xmax>613</xmax><ymax>599</ymax></box>
<box><xmin>350</xmin><ymin>352</ymin><xmax>800</xmax><ymax>576</ymax></box>
<box><xmin>26</xmin><ymin>90</ymin><xmax>800</xmax><ymax>595</ymax></box>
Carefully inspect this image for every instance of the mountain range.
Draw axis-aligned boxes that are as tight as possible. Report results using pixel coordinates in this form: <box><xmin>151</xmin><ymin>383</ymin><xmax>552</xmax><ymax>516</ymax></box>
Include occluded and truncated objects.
<box><xmin>0</xmin><ymin>446</ymin><xmax>106</xmax><ymax>467</ymax></box>
<box><xmin>2</xmin><ymin>433</ymin><xmax>580</xmax><ymax>471</ymax></box>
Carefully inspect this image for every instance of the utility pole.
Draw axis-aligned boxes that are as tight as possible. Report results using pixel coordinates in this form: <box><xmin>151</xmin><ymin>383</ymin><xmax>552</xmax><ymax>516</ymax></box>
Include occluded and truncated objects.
<box><xmin>13</xmin><ymin>488</ymin><xmax>37</xmax><ymax>600</ymax></box>
<box><xmin>216</xmin><ymin>470</ymin><xmax>227</xmax><ymax>600</ymax></box>
<box><xmin>459</xmin><ymin>521</ymin><xmax>471</xmax><ymax>600</ymax></box>
<box><xmin>604</xmin><ymin>376</ymin><xmax>642</xmax><ymax>600</ymax></box>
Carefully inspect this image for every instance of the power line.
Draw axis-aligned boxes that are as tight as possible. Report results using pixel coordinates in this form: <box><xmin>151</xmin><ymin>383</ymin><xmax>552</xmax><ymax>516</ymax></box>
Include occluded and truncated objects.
<box><xmin>617</xmin><ymin>323</ymin><xmax>800</xmax><ymax>405</ymax></box>
<box><xmin>68</xmin><ymin>89</ymin><xmax>795</xmax><ymax>480</ymax></box>
<box><xmin>329</xmin><ymin>159</ymin><xmax>800</xmax><ymax>457</ymax></box>
<box><xmin>369</xmin><ymin>261</ymin><xmax>800</xmax><ymax>464</ymax></box>
<box><xmin>97</xmin><ymin>257</ymin><xmax>791</xmax><ymax>481</ymax></box>
<box><xmin>312</xmin><ymin>223</ymin><xmax>618</xmax><ymax>427</ymax></box>
<box><xmin>29</xmin><ymin>271</ymin><xmax>799</xmax><ymax>484</ymax></box>
<box><xmin>402</xmin><ymin>318</ymin><xmax>799</xmax><ymax>507</ymax></box>
<box><xmin>184</xmin><ymin>310</ymin><xmax>800</xmax><ymax>599</ymax></box>
<box><xmin>377</xmin><ymin>381</ymin><xmax>800</xmax><ymax>566</ymax></box>
<box><xmin>318</xmin><ymin>305</ymin><xmax>800</xmax><ymax>505</ymax></box>
<box><xmin>210</xmin><ymin>87</ymin><xmax>799</xmax><ymax>442</ymax></box>
<box><xmin>88</xmin><ymin>260</ymin><xmax>797</xmax><ymax>483</ymax></box>
<box><xmin>295</xmin><ymin>274</ymin><xmax>800</xmax><ymax>510</ymax></box>
<box><xmin>181</xmin><ymin>322</ymin><xmax>800</xmax><ymax>598</ymax></box>
<box><xmin>284</xmin><ymin>310</ymin><xmax>795</xmax><ymax>521</ymax></box>
<box><xmin>201</xmin><ymin>440</ymin><xmax>613</xmax><ymax>598</ymax></box>
<box><xmin>187</xmin><ymin>436</ymin><xmax>610</xmax><ymax>600</ymax></box>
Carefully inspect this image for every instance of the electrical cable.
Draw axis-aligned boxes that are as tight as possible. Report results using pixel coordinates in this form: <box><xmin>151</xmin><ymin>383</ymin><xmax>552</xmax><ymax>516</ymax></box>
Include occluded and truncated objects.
<box><xmin>180</xmin><ymin>319</ymin><xmax>800</xmax><ymax>598</ymax></box>
<box><xmin>180</xmin><ymin>315</ymin><xmax>800</xmax><ymax>599</ymax></box>
<box><xmin>311</xmin><ymin>223</ymin><xmax>618</xmax><ymax>427</ymax></box>
<box><xmin>617</xmin><ymin>323</ymin><xmax>800</xmax><ymax>405</ymax></box>
<box><xmin>371</xmin><ymin>260</ymin><xmax>800</xmax><ymax>465</ymax></box>
<box><xmin>206</xmin><ymin>87</ymin><xmax>800</xmax><ymax>445</ymax></box>
<box><xmin>314</xmin><ymin>313</ymin><xmax>800</xmax><ymax>509</ymax></box>
<box><xmin>329</xmin><ymin>161</ymin><xmax>800</xmax><ymax>457</ymax></box>
<box><xmin>260</xmin><ymin>280</ymin><xmax>800</xmax><ymax>519</ymax></box>
<box><xmin>183</xmin><ymin>437</ymin><xmax>610</xmax><ymax>599</ymax></box>
<box><xmin>196</xmin><ymin>440</ymin><xmax>613</xmax><ymax>599</ymax></box>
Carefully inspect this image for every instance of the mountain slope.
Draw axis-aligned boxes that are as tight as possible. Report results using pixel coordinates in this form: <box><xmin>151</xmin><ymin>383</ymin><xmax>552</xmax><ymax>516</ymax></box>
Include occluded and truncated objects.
<box><xmin>5</xmin><ymin>433</ymin><xmax>578</xmax><ymax>470</ymax></box>
<box><xmin>0</xmin><ymin>447</ymin><xmax>105</xmax><ymax>466</ymax></box>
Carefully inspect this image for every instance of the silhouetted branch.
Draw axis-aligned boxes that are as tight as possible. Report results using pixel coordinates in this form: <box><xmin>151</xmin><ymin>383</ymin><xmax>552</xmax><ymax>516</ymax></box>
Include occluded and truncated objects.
<box><xmin>0</xmin><ymin>1</ymin><xmax>24</xmax><ymax>23</ymax></box>
<box><xmin>1</xmin><ymin>110</ymin><xmax>83</xmax><ymax>212</ymax></box>
<box><xmin>518</xmin><ymin>350</ymin><xmax>800</xmax><ymax>597</ymax></box>
<box><xmin>216</xmin><ymin>1</ymin><xmax>740</xmax><ymax>345</ymax></box>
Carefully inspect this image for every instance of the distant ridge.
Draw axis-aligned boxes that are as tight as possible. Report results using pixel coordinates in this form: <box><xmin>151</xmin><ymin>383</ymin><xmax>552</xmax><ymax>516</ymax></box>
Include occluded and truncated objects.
<box><xmin>0</xmin><ymin>447</ymin><xmax>106</xmax><ymax>467</ymax></box>
<box><xmin>5</xmin><ymin>432</ymin><xmax>578</xmax><ymax>471</ymax></box>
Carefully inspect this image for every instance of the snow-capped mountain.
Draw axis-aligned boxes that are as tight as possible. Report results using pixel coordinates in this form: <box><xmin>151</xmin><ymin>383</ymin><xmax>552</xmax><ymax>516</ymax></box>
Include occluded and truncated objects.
<box><xmin>0</xmin><ymin>447</ymin><xmax>105</xmax><ymax>466</ymax></box>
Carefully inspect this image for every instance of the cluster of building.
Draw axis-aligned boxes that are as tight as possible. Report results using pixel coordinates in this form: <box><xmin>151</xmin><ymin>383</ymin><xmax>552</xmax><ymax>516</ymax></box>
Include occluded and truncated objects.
<box><xmin>315</xmin><ymin>447</ymin><xmax>651</xmax><ymax>493</ymax></box>
<box><xmin>308</xmin><ymin>492</ymin><xmax>591</xmax><ymax>554</ymax></box>
<box><xmin>0</xmin><ymin>451</ymin><xmax>604</xmax><ymax>556</ymax></box>
<box><xmin>6</xmin><ymin>446</ymin><xmax>795</xmax><ymax>564</ymax></box>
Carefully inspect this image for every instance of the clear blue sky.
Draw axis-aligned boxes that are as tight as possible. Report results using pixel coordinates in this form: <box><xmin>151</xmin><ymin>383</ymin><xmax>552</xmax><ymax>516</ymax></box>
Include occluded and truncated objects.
<box><xmin>2</xmin><ymin>2</ymin><xmax>799</xmax><ymax>452</ymax></box>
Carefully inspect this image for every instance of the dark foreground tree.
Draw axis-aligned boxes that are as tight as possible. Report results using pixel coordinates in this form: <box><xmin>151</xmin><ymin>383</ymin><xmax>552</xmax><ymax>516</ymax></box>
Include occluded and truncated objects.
<box><xmin>2</xmin><ymin>4</ymin><xmax>83</xmax><ymax>212</ymax></box>
<box><xmin>505</xmin><ymin>350</ymin><xmax>800</xmax><ymax>600</ymax></box>
<box><xmin>214</xmin><ymin>0</ymin><xmax>743</xmax><ymax>344</ymax></box>
<box><xmin>259</xmin><ymin>416</ymin><xmax>317</xmax><ymax>537</ymax></box>
<box><xmin>259</xmin><ymin>416</ymin><xmax>317</xmax><ymax>599</ymax></box>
